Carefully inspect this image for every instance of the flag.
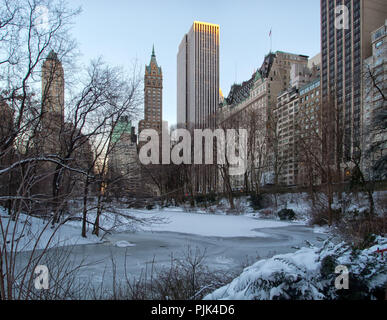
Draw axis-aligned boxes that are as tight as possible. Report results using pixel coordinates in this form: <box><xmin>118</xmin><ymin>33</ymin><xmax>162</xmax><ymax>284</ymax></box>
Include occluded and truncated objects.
<box><xmin>269</xmin><ymin>29</ymin><xmax>272</xmax><ymax>37</ymax></box>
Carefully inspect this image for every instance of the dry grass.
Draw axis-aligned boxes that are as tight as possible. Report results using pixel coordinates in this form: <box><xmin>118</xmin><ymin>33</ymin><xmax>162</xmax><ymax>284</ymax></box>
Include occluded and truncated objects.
<box><xmin>90</xmin><ymin>246</ymin><xmax>237</xmax><ymax>300</ymax></box>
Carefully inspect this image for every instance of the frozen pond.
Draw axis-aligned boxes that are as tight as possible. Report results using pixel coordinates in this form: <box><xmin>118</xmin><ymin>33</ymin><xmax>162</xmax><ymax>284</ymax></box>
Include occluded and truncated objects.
<box><xmin>16</xmin><ymin>222</ymin><xmax>327</xmax><ymax>293</ymax></box>
<box><xmin>10</xmin><ymin>208</ymin><xmax>329</xmax><ymax>297</ymax></box>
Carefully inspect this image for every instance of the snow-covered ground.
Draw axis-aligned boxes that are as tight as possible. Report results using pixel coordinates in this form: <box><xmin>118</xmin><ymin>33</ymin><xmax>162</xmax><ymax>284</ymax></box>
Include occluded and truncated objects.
<box><xmin>2</xmin><ymin>190</ymin><xmax>385</xmax><ymax>300</ymax></box>
<box><xmin>0</xmin><ymin>207</ymin><xmax>102</xmax><ymax>252</ymax></box>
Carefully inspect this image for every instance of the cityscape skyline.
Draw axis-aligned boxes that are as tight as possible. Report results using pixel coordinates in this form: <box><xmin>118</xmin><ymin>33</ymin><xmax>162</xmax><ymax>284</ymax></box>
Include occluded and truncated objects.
<box><xmin>66</xmin><ymin>0</ymin><xmax>321</xmax><ymax>126</ymax></box>
<box><xmin>0</xmin><ymin>0</ymin><xmax>386</xmax><ymax>302</ymax></box>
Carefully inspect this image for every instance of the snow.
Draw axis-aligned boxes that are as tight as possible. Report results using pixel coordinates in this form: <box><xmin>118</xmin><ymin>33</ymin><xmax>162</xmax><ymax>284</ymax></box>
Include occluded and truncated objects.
<box><xmin>203</xmin><ymin>246</ymin><xmax>322</xmax><ymax>300</ymax></box>
<box><xmin>313</xmin><ymin>226</ymin><xmax>330</xmax><ymax>234</ymax></box>
<box><xmin>0</xmin><ymin>205</ymin><xmax>299</xmax><ymax>252</ymax></box>
<box><xmin>3</xmin><ymin>190</ymin><xmax>386</xmax><ymax>300</ymax></box>
<box><xmin>3</xmin><ymin>190</ymin><xmax>384</xmax><ymax>253</ymax></box>
<box><xmin>115</xmin><ymin>240</ymin><xmax>136</xmax><ymax>248</ymax></box>
<box><xmin>204</xmin><ymin>236</ymin><xmax>387</xmax><ymax>300</ymax></box>
<box><xmin>214</xmin><ymin>256</ymin><xmax>235</xmax><ymax>265</ymax></box>
<box><xmin>133</xmin><ymin>208</ymin><xmax>297</xmax><ymax>238</ymax></box>
<box><xmin>0</xmin><ymin>209</ymin><xmax>102</xmax><ymax>252</ymax></box>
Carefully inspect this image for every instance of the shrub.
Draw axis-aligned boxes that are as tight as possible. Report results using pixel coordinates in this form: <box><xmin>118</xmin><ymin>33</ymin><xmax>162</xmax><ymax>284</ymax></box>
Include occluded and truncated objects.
<box><xmin>249</xmin><ymin>193</ymin><xmax>263</xmax><ymax>211</ymax></box>
<box><xmin>310</xmin><ymin>208</ymin><xmax>341</xmax><ymax>226</ymax></box>
<box><xmin>194</xmin><ymin>193</ymin><xmax>218</xmax><ymax>208</ymax></box>
<box><xmin>335</xmin><ymin>275</ymin><xmax>371</xmax><ymax>300</ymax></box>
<box><xmin>195</xmin><ymin>194</ymin><xmax>205</xmax><ymax>204</ymax></box>
<box><xmin>277</xmin><ymin>208</ymin><xmax>296</xmax><ymax>221</ymax></box>
<box><xmin>95</xmin><ymin>247</ymin><xmax>236</xmax><ymax>300</ymax></box>
<box><xmin>260</xmin><ymin>209</ymin><xmax>274</xmax><ymax>218</ymax></box>
<box><xmin>206</xmin><ymin>192</ymin><xmax>217</xmax><ymax>204</ymax></box>
<box><xmin>320</xmin><ymin>255</ymin><xmax>337</xmax><ymax>277</ymax></box>
<box><xmin>334</xmin><ymin>213</ymin><xmax>387</xmax><ymax>246</ymax></box>
<box><xmin>146</xmin><ymin>204</ymin><xmax>154</xmax><ymax>210</ymax></box>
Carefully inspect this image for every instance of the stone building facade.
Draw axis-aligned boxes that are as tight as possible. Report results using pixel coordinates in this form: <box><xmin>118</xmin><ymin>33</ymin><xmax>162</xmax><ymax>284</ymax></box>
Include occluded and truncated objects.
<box><xmin>139</xmin><ymin>46</ymin><xmax>163</xmax><ymax>134</ymax></box>
<box><xmin>218</xmin><ymin>51</ymin><xmax>310</xmax><ymax>190</ymax></box>
<box><xmin>297</xmin><ymin>78</ymin><xmax>323</xmax><ymax>186</ymax></box>
<box><xmin>273</xmin><ymin>55</ymin><xmax>321</xmax><ymax>187</ymax></box>
<box><xmin>108</xmin><ymin>116</ymin><xmax>141</xmax><ymax>198</ymax></box>
<box><xmin>40</xmin><ymin>50</ymin><xmax>65</xmax><ymax>154</ymax></box>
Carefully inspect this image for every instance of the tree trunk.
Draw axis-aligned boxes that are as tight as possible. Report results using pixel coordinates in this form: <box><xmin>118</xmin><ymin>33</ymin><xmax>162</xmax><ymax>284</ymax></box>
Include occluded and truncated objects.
<box><xmin>51</xmin><ymin>165</ymin><xmax>63</xmax><ymax>225</ymax></box>
<box><xmin>367</xmin><ymin>189</ymin><xmax>375</xmax><ymax>217</ymax></box>
<box><xmin>93</xmin><ymin>183</ymin><xmax>104</xmax><ymax>236</ymax></box>
<box><xmin>327</xmin><ymin>184</ymin><xmax>333</xmax><ymax>227</ymax></box>
<box><xmin>81</xmin><ymin>178</ymin><xmax>90</xmax><ymax>238</ymax></box>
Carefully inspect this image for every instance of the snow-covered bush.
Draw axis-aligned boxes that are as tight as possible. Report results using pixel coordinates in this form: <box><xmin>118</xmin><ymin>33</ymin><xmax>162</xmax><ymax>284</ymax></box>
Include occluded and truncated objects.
<box><xmin>204</xmin><ymin>237</ymin><xmax>387</xmax><ymax>300</ymax></box>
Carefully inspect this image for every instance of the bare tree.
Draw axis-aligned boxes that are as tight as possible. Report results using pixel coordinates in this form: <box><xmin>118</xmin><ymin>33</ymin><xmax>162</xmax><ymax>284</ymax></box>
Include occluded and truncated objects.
<box><xmin>0</xmin><ymin>0</ymin><xmax>143</xmax><ymax>299</ymax></box>
<box><xmin>296</xmin><ymin>95</ymin><xmax>344</xmax><ymax>226</ymax></box>
<box><xmin>267</xmin><ymin>107</ymin><xmax>287</xmax><ymax>190</ymax></box>
<box><xmin>245</xmin><ymin>108</ymin><xmax>269</xmax><ymax>194</ymax></box>
<box><xmin>0</xmin><ymin>0</ymin><xmax>87</xmax><ymax>300</ymax></box>
<box><xmin>362</xmin><ymin>64</ymin><xmax>387</xmax><ymax>181</ymax></box>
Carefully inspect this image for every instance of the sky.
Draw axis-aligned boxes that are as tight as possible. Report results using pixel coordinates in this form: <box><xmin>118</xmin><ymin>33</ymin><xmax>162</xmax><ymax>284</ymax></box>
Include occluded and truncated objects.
<box><xmin>66</xmin><ymin>0</ymin><xmax>321</xmax><ymax>127</ymax></box>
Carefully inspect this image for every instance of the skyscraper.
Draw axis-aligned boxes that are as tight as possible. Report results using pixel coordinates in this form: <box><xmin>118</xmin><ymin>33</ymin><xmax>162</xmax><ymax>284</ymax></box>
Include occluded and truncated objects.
<box><xmin>177</xmin><ymin>21</ymin><xmax>220</xmax><ymax>194</ymax></box>
<box><xmin>41</xmin><ymin>50</ymin><xmax>64</xmax><ymax>126</ymax></box>
<box><xmin>177</xmin><ymin>21</ymin><xmax>220</xmax><ymax>129</ymax></box>
<box><xmin>320</xmin><ymin>0</ymin><xmax>387</xmax><ymax>163</ymax></box>
<box><xmin>139</xmin><ymin>46</ymin><xmax>163</xmax><ymax>134</ymax></box>
<box><xmin>40</xmin><ymin>50</ymin><xmax>65</xmax><ymax>154</ymax></box>
<box><xmin>38</xmin><ymin>51</ymin><xmax>93</xmax><ymax>198</ymax></box>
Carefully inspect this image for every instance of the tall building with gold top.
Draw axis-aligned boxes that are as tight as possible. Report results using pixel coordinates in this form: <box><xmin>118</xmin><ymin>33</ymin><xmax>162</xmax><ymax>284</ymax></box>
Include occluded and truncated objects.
<box><xmin>139</xmin><ymin>46</ymin><xmax>163</xmax><ymax>134</ymax></box>
<box><xmin>177</xmin><ymin>21</ymin><xmax>220</xmax><ymax>129</ymax></box>
<box><xmin>177</xmin><ymin>21</ymin><xmax>220</xmax><ymax>194</ymax></box>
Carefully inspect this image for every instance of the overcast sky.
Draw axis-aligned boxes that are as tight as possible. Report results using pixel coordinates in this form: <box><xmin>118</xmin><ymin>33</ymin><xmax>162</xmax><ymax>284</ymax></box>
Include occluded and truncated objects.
<box><xmin>66</xmin><ymin>0</ymin><xmax>321</xmax><ymax>127</ymax></box>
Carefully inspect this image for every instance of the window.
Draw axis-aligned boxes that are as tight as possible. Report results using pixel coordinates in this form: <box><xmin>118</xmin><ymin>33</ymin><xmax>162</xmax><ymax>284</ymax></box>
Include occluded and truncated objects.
<box><xmin>375</xmin><ymin>40</ymin><xmax>383</xmax><ymax>49</ymax></box>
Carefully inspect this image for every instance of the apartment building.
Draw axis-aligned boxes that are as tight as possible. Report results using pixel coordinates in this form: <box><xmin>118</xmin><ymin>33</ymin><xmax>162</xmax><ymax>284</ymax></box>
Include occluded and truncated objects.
<box><xmin>218</xmin><ymin>51</ymin><xmax>309</xmax><ymax>190</ymax></box>
<box><xmin>320</xmin><ymin>0</ymin><xmax>387</xmax><ymax>165</ymax></box>
<box><xmin>362</xmin><ymin>19</ymin><xmax>387</xmax><ymax>180</ymax></box>
<box><xmin>273</xmin><ymin>54</ymin><xmax>321</xmax><ymax>186</ymax></box>
<box><xmin>297</xmin><ymin>79</ymin><xmax>323</xmax><ymax>186</ymax></box>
